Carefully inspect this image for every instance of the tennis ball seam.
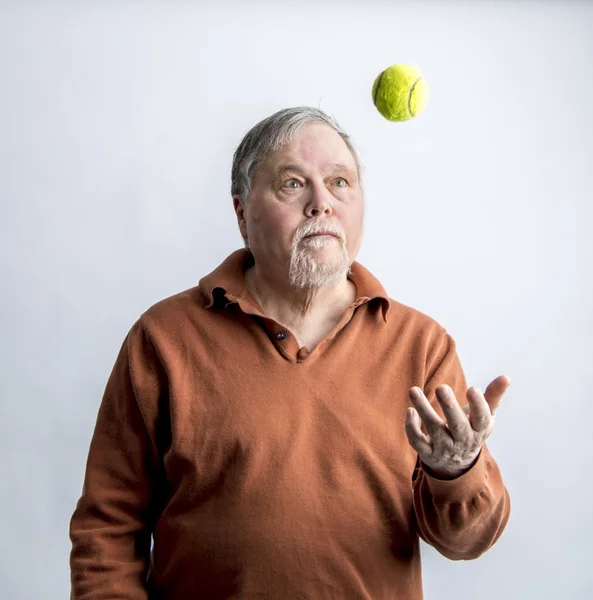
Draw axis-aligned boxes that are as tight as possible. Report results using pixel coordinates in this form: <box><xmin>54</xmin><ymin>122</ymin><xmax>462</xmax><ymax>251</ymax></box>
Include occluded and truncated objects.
<box><xmin>408</xmin><ymin>77</ymin><xmax>423</xmax><ymax>117</ymax></box>
<box><xmin>373</xmin><ymin>70</ymin><xmax>385</xmax><ymax>106</ymax></box>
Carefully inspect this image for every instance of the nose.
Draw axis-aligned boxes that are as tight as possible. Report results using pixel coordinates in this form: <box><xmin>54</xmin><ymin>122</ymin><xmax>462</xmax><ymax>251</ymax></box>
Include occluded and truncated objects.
<box><xmin>305</xmin><ymin>182</ymin><xmax>334</xmax><ymax>218</ymax></box>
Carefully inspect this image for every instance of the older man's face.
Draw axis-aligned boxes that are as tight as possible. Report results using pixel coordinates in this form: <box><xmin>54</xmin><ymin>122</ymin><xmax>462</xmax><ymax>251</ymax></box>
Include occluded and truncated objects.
<box><xmin>237</xmin><ymin>122</ymin><xmax>364</xmax><ymax>289</ymax></box>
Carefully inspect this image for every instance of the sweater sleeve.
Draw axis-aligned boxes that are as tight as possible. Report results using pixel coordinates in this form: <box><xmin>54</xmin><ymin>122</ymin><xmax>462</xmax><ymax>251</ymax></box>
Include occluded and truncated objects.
<box><xmin>411</xmin><ymin>331</ymin><xmax>511</xmax><ymax>560</ymax></box>
<box><xmin>69</xmin><ymin>319</ymin><xmax>168</xmax><ymax>599</ymax></box>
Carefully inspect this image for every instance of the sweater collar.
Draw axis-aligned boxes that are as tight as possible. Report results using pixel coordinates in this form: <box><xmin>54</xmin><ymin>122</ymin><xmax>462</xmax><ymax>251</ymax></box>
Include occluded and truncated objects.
<box><xmin>198</xmin><ymin>248</ymin><xmax>391</xmax><ymax>323</ymax></box>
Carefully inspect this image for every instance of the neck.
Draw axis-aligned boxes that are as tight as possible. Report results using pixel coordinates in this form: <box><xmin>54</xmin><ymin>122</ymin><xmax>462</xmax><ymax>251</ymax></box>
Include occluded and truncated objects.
<box><xmin>244</xmin><ymin>263</ymin><xmax>356</xmax><ymax>330</ymax></box>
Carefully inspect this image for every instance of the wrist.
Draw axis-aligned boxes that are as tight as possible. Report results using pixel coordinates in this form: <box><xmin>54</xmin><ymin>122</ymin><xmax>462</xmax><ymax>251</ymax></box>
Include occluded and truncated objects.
<box><xmin>422</xmin><ymin>454</ymin><xmax>480</xmax><ymax>480</ymax></box>
<box><xmin>422</xmin><ymin>463</ymin><xmax>467</xmax><ymax>480</ymax></box>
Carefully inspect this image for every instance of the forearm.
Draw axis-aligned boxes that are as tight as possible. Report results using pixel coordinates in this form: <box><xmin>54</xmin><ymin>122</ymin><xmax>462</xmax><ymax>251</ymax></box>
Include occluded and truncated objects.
<box><xmin>70</xmin><ymin>491</ymin><xmax>152</xmax><ymax>599</ymax></box>
<box><xmin>412</xmin><ymin>445</ymin><xmax>511</xmax><ymax>560</ymax></box>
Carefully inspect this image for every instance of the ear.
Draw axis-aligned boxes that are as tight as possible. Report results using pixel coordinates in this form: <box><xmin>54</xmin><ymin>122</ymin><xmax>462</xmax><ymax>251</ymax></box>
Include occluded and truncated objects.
<box><xmin>233</xmin><ymin>195</ymin><xmax>248</xmax><ymax>241</ymax></box>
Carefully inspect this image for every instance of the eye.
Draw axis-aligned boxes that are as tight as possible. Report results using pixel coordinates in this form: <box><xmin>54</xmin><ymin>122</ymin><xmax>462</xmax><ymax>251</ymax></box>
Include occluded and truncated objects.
<box><xmin>334</xmin><ymin>177</ymin><xmax>348</xmax><ymax>188</ymax></box>
<box><xmin>282</xmin><ymin>179</ymin><xmax>302</xmax><ymax>189</ymax></box>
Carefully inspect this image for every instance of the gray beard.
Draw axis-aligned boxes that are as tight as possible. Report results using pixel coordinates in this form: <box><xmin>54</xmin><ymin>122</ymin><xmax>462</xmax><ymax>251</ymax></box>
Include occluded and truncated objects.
<box><xmin>287</xmin><ymin>237</ymin><xmax>352</xmax><ymax>290</ymax></box>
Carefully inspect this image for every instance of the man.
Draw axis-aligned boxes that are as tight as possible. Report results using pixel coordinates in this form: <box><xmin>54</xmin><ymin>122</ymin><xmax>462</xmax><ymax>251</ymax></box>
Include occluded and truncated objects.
<box><xmin>70</xmin><ymin>106</ymin><xmax>511</xmax><ymax>599</ymax></box>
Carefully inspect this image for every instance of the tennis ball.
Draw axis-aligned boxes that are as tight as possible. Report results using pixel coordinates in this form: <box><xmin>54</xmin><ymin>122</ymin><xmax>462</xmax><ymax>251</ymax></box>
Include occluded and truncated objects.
<box><xmin>372</xmin><ymin>64</ymin><xmax>429</xmax><ymax>122</ymax></box>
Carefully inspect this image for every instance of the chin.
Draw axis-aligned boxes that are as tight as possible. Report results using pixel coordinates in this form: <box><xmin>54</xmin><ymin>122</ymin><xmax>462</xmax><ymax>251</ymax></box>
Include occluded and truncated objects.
<box><xmin>288</xmin><ymin>245</ymin><xmax>351</xmax><ymax>289</ymax></box>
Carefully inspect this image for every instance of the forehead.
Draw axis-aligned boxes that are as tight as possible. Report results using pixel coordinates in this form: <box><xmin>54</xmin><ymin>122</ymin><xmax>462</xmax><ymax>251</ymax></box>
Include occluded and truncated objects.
<box><xmin>263</xmin><ymin>122</ymin><xmax>357</xmax><ymax>172</ymax></box>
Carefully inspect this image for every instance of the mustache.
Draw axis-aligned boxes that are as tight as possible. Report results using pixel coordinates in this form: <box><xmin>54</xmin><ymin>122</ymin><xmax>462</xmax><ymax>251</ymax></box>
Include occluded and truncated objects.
<box><xmin>296</xmin><ymin>225</ymin><xmax>345</xmax><ymax>241</ymax></box>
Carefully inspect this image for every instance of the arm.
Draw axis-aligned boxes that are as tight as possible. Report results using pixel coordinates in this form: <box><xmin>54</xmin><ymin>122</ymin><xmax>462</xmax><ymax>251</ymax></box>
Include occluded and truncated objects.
<box><xmin>69</xmin><ymin>319</ymin><xmax>168</xmax><ymax>598</ymax></box>
<box><xmin>410</xmin><ymin>332</ymin><xmax>511</xmax><ymax>560</ymax></box>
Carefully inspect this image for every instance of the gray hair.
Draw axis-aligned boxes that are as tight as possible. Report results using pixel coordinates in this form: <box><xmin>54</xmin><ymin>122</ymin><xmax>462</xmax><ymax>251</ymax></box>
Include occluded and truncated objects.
<box><xmin>231</xmin><ymin>106</ymin><xmax>364</xmax><ymax>204</ymax></box>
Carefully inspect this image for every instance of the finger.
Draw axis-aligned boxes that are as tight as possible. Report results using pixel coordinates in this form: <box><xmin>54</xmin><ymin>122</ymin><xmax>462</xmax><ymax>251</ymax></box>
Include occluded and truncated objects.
<box><xmin>466</xmin><ymin>387</ymin><xmax>492</xmax><ymax>433</ymax></box>
<box><xmin>405</xmin><ymin>408</ymin><xmax>432</xmax><ymax>456</ymax></box>
<box><xmin>483</xmin><ymin>375</ymin><xmax>511</xmax><ymax>416</ymax></box>
<box><xmin>434</xmin><ymin>385</ymin><xmax>471</xmax><ymax>443</ymax></box>
<box><xmin>409</xmin><ymin>387</ymin><xmax>446</xmax><ymax>438</ymax></box>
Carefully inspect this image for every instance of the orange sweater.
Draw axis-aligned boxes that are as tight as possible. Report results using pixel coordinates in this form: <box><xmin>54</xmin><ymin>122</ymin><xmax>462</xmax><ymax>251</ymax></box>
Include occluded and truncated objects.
<box><xmin>70</xmin><ymin>249</ymin><xmax>511</xmax><ymax>599</ymax></box>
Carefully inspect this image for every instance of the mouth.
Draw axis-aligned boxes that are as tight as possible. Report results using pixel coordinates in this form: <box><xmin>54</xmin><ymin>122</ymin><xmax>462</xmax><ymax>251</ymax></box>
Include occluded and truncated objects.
<box><xmin>305</xmin><ymin>232</ymin><xmax>337</xmax><ymax>238</ymax></box>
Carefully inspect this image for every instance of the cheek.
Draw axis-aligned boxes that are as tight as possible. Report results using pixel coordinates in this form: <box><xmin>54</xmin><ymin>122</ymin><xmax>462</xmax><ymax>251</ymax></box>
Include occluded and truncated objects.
<box><xmin>270</xmin><ymin>205</ymin><xmax>301</xmax><ymax>234</ymax></box>
<box><xmin>252</xmin><ymin>208</ymin><xmax>297</xmax><ymax>242</ymax></box>
<box><xmin>344</xmin><ymin>208</ymin><xmax>364</xmax><ymax>237</ymax></box>
<box><xmin>344</xmin><ymin>212</ymin><xmax>364</xmax><ymax>253</ymax></box>
<box><xmin>248</xmin><ymin>213</ymin><xmax>264</xmax><ymax>238</ymax></box>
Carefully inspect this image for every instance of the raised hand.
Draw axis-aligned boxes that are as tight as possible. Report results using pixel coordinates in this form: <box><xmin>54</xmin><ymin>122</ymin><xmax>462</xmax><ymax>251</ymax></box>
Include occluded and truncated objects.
<box><xmin>405</xmin><ymin>375</ymin><xmax>511</xmax><ymax>479</ymax></box>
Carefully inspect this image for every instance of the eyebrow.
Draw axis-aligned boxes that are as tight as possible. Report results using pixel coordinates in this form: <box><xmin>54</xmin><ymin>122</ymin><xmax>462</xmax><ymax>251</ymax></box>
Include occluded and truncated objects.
<box><xmin>328</xmin><ymin>163</ymin><xmax>353</xmax><ymax>175</ymax></box>
<box><xmin>273</xmin><ymin>163</ymin><xmax>355</xmax><ymax>178</ymax></box>
<box><xmin>273</xmin><ymin>164</ymin><xmax>307</xmax><ymax>178</ymax></box>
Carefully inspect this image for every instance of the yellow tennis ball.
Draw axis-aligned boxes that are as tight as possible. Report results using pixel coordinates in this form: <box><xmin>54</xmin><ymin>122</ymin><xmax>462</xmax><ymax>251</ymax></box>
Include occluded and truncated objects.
<box><xmin>372</xmin><ymin>64</ymin><xmax>429</xmax><ymax>122</ymax></box>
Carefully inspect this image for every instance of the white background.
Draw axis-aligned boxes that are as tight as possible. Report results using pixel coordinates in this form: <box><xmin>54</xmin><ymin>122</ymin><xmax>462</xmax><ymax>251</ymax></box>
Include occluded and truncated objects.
<box><xmin>1</xmin><ymin>1</ymin><xmax>592</xmax><ymax>598</ymax></box>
